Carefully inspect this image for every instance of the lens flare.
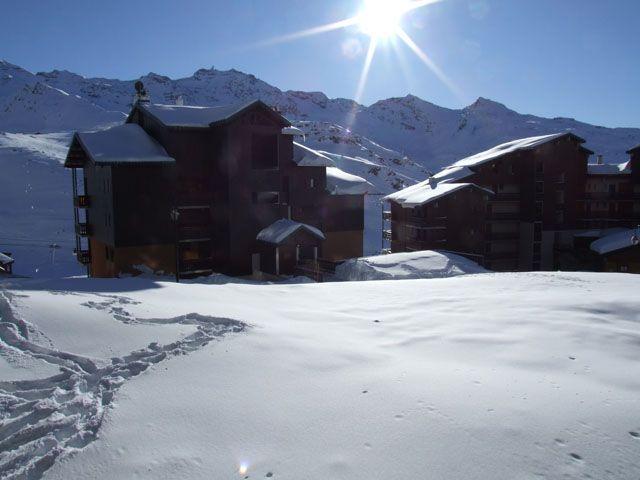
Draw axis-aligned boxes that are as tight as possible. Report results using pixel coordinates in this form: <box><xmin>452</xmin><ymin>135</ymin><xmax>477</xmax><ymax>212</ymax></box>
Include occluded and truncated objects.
<box><xmin>357</xmin><ymin>0</ymin><xmax>410</xmax><ymax>39</ymax></box>
<box><xmin>239</xmin><ymin>463</ymin><xmax>248</xmax><ymax>475</ymax></box>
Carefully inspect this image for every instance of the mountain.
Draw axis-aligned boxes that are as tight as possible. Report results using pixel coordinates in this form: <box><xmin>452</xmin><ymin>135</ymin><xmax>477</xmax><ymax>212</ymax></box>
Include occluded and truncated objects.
<box><xmin>24</xmin><ymin>63</ymin><xmax>640</xmax><ymax>169</ymax></box>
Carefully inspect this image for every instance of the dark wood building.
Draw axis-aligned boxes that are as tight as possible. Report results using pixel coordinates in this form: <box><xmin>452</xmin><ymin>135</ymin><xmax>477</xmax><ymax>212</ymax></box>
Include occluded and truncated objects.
<box><xmin>64</xmin><ymin>99</ymin><xmax>367</xmax><ymax>278</ymax></box>
<box><xmin>386</xmin><ymin>132</ymin><xmax>640</xmax><ymax>272</ymax></box>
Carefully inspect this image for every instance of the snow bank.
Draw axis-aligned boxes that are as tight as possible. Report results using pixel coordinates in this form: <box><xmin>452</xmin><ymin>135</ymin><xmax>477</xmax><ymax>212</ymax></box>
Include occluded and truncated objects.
<box><xmin>335</xmin><ymin>250</ymin><xmax>487</xmax><ymax>281</ymax></box>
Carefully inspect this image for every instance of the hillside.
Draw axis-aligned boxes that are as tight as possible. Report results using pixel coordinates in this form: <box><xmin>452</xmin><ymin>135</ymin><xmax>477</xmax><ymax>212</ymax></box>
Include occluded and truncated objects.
<box><xmin>2</xmin><ymin>60</ymin><xmax>639</xmax><ymax>168</ymax></box>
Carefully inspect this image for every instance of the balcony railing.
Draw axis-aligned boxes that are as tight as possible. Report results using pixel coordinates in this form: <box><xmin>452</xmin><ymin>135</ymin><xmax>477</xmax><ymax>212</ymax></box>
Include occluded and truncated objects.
<box><xmin>487</xmin><ymin>212</ymin><xmax>520</xmax><ymax>221</ymax></box>
<box><xmin>382</xmin><ymin>230</ymin><xmax>392</xmax><ymax>240</ymax></box>
<box><xmin>75</xmin><ymin>222</ymin><xmax>91</xmax><ymax>236</ymax></box>
<box><xmin>74</xmin><ymin>195</ymin><xmax>90</xmax><ymax>208</ymax></box>
<box><xmin>492</xmin><ymin>193</ymin><xmax>520</xmax><ymax>201</ymax></box>
<box><xmin>179</xmin><ymin>258</ymin><xmax>214</xmax><ymax>275</ymax></box>
<box><xmin>76</xmin><ymin>249</ymin><xmax>91</xmax><ymax>265</ymax></box>
<box><xmin>178</xmin><ymin>224</ymin><xmax>212</xmax><ymax>241</ymax></box>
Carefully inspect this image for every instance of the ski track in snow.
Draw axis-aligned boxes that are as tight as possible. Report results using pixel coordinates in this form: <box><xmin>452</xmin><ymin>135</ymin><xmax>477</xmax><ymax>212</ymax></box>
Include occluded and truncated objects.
<box><xmin>0</xmin><ymin>290</ymin><xmax>245</xmax><ymax>480</ymax></box>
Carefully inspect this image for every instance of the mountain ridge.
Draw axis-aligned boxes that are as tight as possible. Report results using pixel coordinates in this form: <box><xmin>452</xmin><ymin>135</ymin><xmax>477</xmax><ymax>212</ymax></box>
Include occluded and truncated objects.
<box><xmin>2</xmin><ymin>60</ymin><xmax>639</xmax><ymax>170</ymax></box>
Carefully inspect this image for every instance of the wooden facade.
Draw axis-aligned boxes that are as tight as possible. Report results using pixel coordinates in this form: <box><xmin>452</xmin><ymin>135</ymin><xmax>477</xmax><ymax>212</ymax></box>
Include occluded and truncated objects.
<box><xmin>65</xmin><ymin>100</ymin><xmax>365</xmax><ymax>279</ymax></box>
<box><xmin>388</xmin><ymin>133</ymin><xmax>640</xmax><ymax>272</ymax></box>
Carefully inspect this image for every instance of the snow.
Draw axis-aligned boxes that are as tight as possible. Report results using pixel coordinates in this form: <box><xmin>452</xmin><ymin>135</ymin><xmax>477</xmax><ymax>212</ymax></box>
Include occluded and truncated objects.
<box><xmin>587</xmin><ymin>162</ymin><xmax>631</xmax><ymax>175</ymax></box>
<box><xmin>256</xmin><ymin>218</ymin><xmax>325</xmax><ymax>245</ymax></box>
<box><xmin>384</xmin><ymin>180</ymin><xmax>491</xmax><ymax>208</ymax></box>
<box><xmin>0</xmin><ymin>252</ymin><xmax>14</xmax><ymax>265</ymax></box>
<box><xmin>139</xmin><ymin>100</ymin><xmax>274</xmax><ymax>128</ymax></box>
<box><xmin>590</xmin><ymin>228</ymin><xmax>638</xmax><ymax>254</ymax></box>
<box><xmin>432</xmin><ymin>165</ymin><xmax>474</xmax><ymax>183</ymax></box>
<box><xmin>1</xmin><ymin>272</ymin><xmax>639</xmax><ymax>479</ymax></box>
<box><xmin>326</xmin><ymin>167</ymin><xmax>371</xmax><ymax>195</ymax></box>
<box><xmin>293</xmin><ymin>141</ymin><xmax>335</xmax><ymax>167</ymax></box>
<box><xmin>281</xmin><ymin>126</ymin><xmax>305</xmax><ymax>137</ymax></box>
<box><xmin>75</xmin><ymin>124</ymin><xmax>174</xmax><ymax>165</ymax></box>
<box><xmin>335</xmin><ymin>250</ymin><xmax>487</xmax><ymax>281</ymax></box>
<box><xmin>449</xmin><ymin>133</ymin><xmax>567</xmax><ymax>169</ymax></box>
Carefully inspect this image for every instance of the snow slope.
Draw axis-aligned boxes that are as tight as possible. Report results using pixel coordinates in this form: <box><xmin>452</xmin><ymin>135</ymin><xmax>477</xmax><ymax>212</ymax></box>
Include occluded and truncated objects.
<box><xmin>335</xmin><ymin>250</ymin><xmax>487</xmax><ymax>281</ymax></box>
<box><xmin>1</xmin><ymin>272</ymin><xmax>639</xmax><ymax>479</ymax></box>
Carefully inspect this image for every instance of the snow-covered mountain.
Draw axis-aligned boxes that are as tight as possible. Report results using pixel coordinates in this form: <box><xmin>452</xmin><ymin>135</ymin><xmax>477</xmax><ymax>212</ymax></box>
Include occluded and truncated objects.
<box><xmin>6</xmin><ymin>61</ymin><xmax>633</xmax><ymax>168</ymax></box>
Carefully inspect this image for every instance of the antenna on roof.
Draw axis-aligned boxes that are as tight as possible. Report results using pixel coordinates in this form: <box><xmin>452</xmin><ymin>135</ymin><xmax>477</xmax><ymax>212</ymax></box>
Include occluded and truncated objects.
<box><xmin>133</xmin><ymin>80</ymin><xmax>150</xmax><ymax>105</ymax></box>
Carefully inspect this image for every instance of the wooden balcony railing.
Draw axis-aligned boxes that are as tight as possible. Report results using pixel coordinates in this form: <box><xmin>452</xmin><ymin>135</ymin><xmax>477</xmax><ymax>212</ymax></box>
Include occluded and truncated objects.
<box><xmin>76</xmin><ymin>249</ymin><xmax>91</xmax><ymax>265</ymax></box>
<box><xmin>75</xmin><ymin>222</ymin><xmax>91</xmax><ymax>236</ymax></box>
<box><xmin>74</xmin><ymin>195</ymin><xmax>90</xmax><ymax>208</ymax></box>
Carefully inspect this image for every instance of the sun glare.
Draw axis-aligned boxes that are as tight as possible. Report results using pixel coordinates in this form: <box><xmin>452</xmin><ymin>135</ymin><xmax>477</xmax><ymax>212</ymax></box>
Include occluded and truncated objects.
<box><xmin>357</xmin><ymin>0</ymin><xmax>410</xmax><ymax>39</ymax></box>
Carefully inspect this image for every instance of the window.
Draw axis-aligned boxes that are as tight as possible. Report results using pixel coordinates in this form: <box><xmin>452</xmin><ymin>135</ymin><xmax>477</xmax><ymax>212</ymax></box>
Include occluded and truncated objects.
<box><xmin>509</xmin><ymin>164</ymin><xmax>515</xmax><ymax>175</ymax></box>
<box><xmin>310</xmin><ymin>178</ymin><xmax>315</xmax><ymax>188</ymax></box>
<box><xmin>251</xmin><ymin>133</ymin><xmax>278</xmax><ymax>169</ymax></box>
<box><xmin>411</xmin><ymin>206</ymin><xmax>425</xmax><ymax>218</ymax></box>
<box><xmin>608</xmin><ymin>184</ymin><xmax>616</xmax><ymax>194</ymax></box>
<box><xmin>535</xmin><ymin>181</ymin><xmax>544</xmax><ymax>194</ymax></box>
<box><xmin>555</xmin><ymin>190</ymin><xmax>565</xmax><ymax>204</ymax></box>
<box><xmin>558</xmin><ymin>172</ymin><xmax>565</xmax><ymax>183</ymax></box>
<box><xmin>535</xmin><ymin>201</ymin><xmax>543</xmax><ymax>219</ymax></box>
<box><xmin>535</xmin><ymin>160</ymin><xmax>544</xmax><ymax>174</ymax></box>
<box><xmin>533</xmin><ymin>222</ymin><xmax>542</xmax><ymax>242</ymax></box>
<box><xmin>555</xmin><ymin>211</ymin><xmax>564</xmax><ymax>224</ymax></box>
<box><xmin>252</xmin><ymin>191</ymin><xmax>280</xmax><ymax>205</ymax></box>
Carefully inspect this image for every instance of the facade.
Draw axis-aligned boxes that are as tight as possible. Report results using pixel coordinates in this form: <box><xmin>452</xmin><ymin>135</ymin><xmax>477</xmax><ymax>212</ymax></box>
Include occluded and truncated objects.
<box><xmin>386</xmin><ymin>133</ymin><xmax>640</xmax><ymax>272</ymax></box>
<box><xmin>64</xmin><ymin>98</ymin><xmax>367</xmax><ymax>279</ymax></box>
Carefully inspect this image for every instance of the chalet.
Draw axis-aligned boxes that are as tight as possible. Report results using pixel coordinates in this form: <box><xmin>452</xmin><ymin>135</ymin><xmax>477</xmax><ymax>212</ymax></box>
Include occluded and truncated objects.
<box><xmin>386</xmin><ymin>133</ymin><xmax>640</xmax><ymax>272</ymax></box>
<box><xmin>590</xmin><ymin>228</ymin><xmax>640</xmax><ymax>273</ymax></box>
<box><xmin>64</xmin><ymin>94</ymin><xmax>367</xmax><ymax>279</ymax></box>
<box><xmin>0</xmin><ymin>252</ymin><xmax>14</xmax><ymax>275</ymax></box>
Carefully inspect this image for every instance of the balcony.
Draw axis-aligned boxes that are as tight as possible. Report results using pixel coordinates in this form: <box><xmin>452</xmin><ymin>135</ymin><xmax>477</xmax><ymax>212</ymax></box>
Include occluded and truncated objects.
<box><xmin>486</xmin><ymin>232</ymin><xmax>519</xmax><ymax>241</ymax></box>
<box><xmin>382</xmin><ymin>229</ymin><xmax>392</xmax><ymax>240</ymax></box>
<box><xmin>487</xmin><ymin>212</ymin><xmax>520</xmax><ymax>221</ymax></box>
<box><xmin>492</xmin><ymin>193</ymin><xmax>520</xmax><ymax>201</ymax></box>
<box><xmin>178</xmin><ymin>224</ymin><xmax>212</xmax><ymax>241</ymax></box>
<box><xmin>76</xmin><ymin>249</ymin><xmax>91</xmax><ymax>265</ymax></box>
<box><xmin>75</xmin><ymin>222</ymin><xmax>91</xmax><ymax>236</ymax></box>
<box><xmin>382</xmin><ymin>211</ymin><xmax>392</xmax><ymax>221</ymax></box>
<box><xmin>179</xmin><ymin>258</ymin><xmax>214</xmax><ymax>276</ymax></box>
<box><xmin>74</xmin><ymin>195</ymin><xmax>90</xmax><ymax>208</ymax></box>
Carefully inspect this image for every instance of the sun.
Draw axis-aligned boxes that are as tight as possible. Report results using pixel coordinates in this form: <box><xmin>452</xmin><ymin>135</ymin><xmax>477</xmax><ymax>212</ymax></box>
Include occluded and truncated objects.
<box><xmin>357</xmin><ymin>0</ymin><xmax>411</xmax><ymax>39</ymax></box>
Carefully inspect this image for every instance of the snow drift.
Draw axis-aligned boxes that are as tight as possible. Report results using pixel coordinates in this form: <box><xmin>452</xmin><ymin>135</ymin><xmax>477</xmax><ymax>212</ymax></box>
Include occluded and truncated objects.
<box><xmin>334</xmin><ymin>250</ymin><xmax>487</xmax><ymax>281</ymax></box>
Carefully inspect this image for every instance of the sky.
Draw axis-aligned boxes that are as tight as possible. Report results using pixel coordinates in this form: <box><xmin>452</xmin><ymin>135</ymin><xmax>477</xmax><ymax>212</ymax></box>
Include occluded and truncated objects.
<box><xmin>1</xmin><ymin>0</ymin><xmax>639</xmax><ymax>128</ymax></box>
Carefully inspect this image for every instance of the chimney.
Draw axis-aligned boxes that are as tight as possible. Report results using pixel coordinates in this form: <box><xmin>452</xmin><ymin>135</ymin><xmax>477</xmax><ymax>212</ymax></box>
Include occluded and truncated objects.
<box><xmin>596</xmin><ymin>154</ymin><xmax>604</xmax><ymax>165</ymax></box>
<box><xmin>428</xmin><ymin>176</ymin><xmax>438</xmax><ymax>188</ymax></box>
<box><xmin>133</xmin><ymin>80</ymin><xmax>150</xmax><ymax>105</ymax></box>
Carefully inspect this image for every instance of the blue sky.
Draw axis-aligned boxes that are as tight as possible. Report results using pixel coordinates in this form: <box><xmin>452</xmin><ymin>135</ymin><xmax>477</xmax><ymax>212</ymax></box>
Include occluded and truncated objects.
<box><xmin>2</xmin><ymin>0</ymin><xmax>638</xmax><ymax>127</ymax></box>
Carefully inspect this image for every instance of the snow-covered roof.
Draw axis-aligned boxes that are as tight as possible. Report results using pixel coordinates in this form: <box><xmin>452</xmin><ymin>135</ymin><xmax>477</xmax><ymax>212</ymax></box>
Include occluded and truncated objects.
<box><xmin>293</xmin><ymin>142</ymin><xmax>335</xmax><ymax>167</ymax></box>
<box><xmin>282</xmin><ymin>126</ymin><xmax>305</xmax><ymax>137</ymax></box>
<box><xmin>432</xmin><ymin>165</ymin><xmax>475</xmax><ymax>183</ymax></box>
<box><xmin>587</xmin><ymin>162</ymin><xmax>631</xmax><ymax>175</ymax></box>
<box><xmin>138</xmin><ymin>100</ymin><xmax>288</xmax><ymax>128</ymax></box>
<box><xmin>590</xmin><ymin>229</ymin><xmax>639</xmax><ymax>255</ymax></box>
<box><xmin>74</xmin><ymin>124</ymin><xmax>175</xmax><ymax>165</ymax></box>
<box><xmin>326</xmin><ymin>167</ymin><xmax>371</xmax><ymax>195</ymax></box>
<box><xmin>384</xmin><ymin>180</ymin><xmax>492</xmax><ymax>208</ymax></box>
<box><xmin>449</xmin><ymin>133</ymin><xmax>572</xmax><ymax>169</ymax></box>
<box><xmin>0</xmin><ymin>252</ymin><xmax>14</xmax><ymax>265</ymax></box>
<box><xmin>574</xmin><ymin>227</ymin><xmax>629</xmax><ymax>239</ymax></box>
<box><xmin>257</xmin><ymin>219</ymin><xmax>325</xmax><ymax>245</ymax></box>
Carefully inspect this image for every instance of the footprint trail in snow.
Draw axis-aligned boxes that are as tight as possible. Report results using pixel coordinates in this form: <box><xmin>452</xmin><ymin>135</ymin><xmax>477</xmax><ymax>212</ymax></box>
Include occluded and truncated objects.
<box><xmin>0</xmin><ymin>290</ymin><xmax>245</xmax><ymax>480</ymax></box>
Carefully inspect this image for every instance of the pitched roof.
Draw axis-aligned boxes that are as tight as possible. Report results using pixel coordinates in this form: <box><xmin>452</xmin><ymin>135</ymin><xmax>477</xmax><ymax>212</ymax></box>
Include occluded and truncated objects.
<box><xmin>67</xmin><ymin>124</ymin><xmax>174</xmax><ymax>167</ymax></box>
<box><xmin>257</xmin><ymin>219</ymin><xmax>325</xmax><ymax>245</ymax></box>
<box><xmin>587</xmin><ymin>162</ymin><xmax>631</xmax><ymax>175</ymax></box>
<box><xmin>326</xmin><ymin>167</ymin><xmax>371</xmax><ymax>195</ymax></box>
<box><xmin>384</xmin><ymin>180</ymin><xmax>492</xmax><ymax>208</ymax></box>
<box><xmin>448</xmin><ymin>132</ymin><xmax>583</xmax><ymax>169</ymax></box>
<box><xmin>590</xmin><ymin>229</ymin><xmax>639</xmax><ymax>255</ymax></box>
<box><xmin>136</xmin><ymin>99</ymin><xmax>290</xmax><ymax>129</ymax></box>
<box><xmin>292</xmin><ymin>142</ymin><xmax>335</xmax><ymax>167</ymax></box>
<box><xmin>627</xmin><ymin>144</ymin><xmax>640</xmax><ymax>154</ymax></box>
<box><xmin>0</xmin><ymin>252</ymin><xmax>14</xmax><ymax>265</ymax></box>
